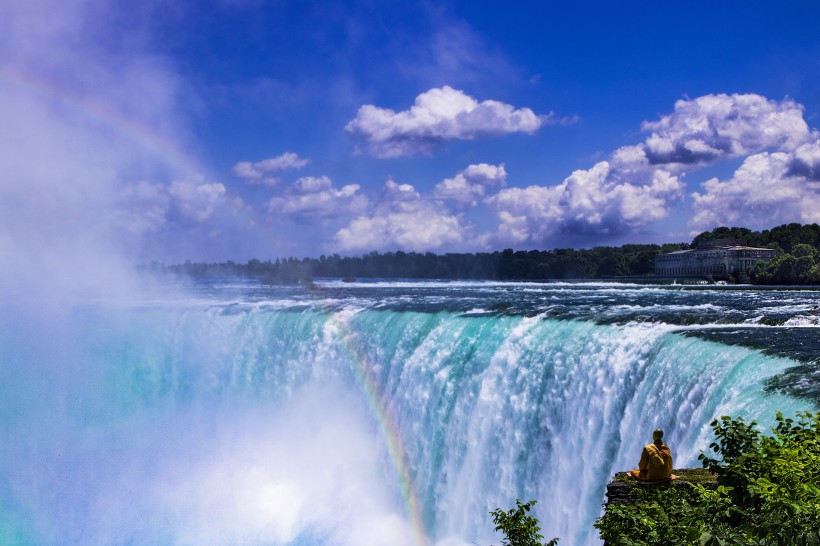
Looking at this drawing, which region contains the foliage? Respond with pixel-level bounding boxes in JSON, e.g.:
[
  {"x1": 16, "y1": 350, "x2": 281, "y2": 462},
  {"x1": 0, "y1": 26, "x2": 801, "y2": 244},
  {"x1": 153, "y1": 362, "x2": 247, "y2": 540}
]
[
  {"x1": 750, "y1": 252, "x2": 820, "y2": 284},
  {"x1": 489, "y1": 500, "x2": 559, "y2": 546},
  {"x1": 693, "y1": 223, "x2": 820, "y2": 254},
  {"x1": 595, "y1": 411, "x2": 820, "y2": 545},
  {"x1": 595, "y1": 484, "x2": 711, "y2": 545}
]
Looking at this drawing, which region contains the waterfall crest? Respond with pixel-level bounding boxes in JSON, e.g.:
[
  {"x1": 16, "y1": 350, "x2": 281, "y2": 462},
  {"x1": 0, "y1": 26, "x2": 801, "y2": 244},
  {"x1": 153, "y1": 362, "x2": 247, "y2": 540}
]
[{"x1": 0, "y1": 283, "x2": 813, "y2": 545}]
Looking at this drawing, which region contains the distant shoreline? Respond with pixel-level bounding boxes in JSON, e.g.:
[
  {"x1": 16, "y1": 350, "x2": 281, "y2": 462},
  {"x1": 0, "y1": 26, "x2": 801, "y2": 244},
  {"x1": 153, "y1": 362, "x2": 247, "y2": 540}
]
[{"x1": 147, "y1": 222, "x2": 820, "y2": 286}]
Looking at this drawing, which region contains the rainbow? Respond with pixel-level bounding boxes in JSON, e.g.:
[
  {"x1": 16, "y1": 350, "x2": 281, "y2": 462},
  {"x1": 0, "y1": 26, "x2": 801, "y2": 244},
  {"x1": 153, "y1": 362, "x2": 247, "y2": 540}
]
[
  {"x1": 0, "y1": 63, "x2": 204, "y2": 178},
  {"x1": 327, "y1": 312, "x2": 430, "y2": 546}
]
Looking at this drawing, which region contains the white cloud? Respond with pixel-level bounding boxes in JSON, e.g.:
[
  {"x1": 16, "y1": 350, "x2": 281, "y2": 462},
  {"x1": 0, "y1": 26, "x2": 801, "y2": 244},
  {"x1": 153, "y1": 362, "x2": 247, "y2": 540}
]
[
  {"x1": 434, "y1": 163, "x2": 507, "y2": 207},
  {"x1": 113, "y1": 179, "x2": 246, "y2": 237},
  {"x1": 335, "y1": 211, "x2": 465, "y2": 252},
  {"x1": 267, "y1": 176, "x2": 368, "y2": 217},
  {"x1": 169, "y1": 180, "x2": 241, "y2": 222},
  {"x1": 641, "y1": 94, "x2": 810, "y2": 165},
  {"x1": 345, "y1": 86, "x2": 547, "y2": 158},
  {"x1": 334, "y1": 180, "x2": 470, "y2": 251},
  {"x1": 232, "y1": 152, "x2": 309, "y2": 185},
  {"x1": 786, "y1": 138, "x2": 820, "y2": 180},
  {"x1": 484, "y1": 185, "x2": 565, "y2": 244},
  {"x1": 378, "y1": 179, "x2": 423, "y2": 211},
  {"x1": 486, "y1": 160, "x2": 683, "y2": 245},
  {"x1": 292, "y1": 175, "x2": 332, "y2": 193},
  {"x1": 690, "y1": 143, "x2": 820, "y2": 231},
  {"x1": 481, "y1": 93, "x2": 820, "y2": 246}
]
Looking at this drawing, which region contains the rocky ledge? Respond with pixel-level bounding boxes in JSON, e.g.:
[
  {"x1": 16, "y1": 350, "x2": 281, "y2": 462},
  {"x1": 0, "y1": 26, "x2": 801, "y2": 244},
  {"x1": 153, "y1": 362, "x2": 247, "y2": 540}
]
[{"x1": 605, "y1": 468, "x2": 718, "y2": 506}]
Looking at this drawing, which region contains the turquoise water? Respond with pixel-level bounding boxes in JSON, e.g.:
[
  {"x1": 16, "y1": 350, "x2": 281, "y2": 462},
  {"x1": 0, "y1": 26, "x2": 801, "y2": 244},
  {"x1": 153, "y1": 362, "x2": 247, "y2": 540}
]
[{"x1": 0, "y1": 279, "x2": 817, "y2": 545}]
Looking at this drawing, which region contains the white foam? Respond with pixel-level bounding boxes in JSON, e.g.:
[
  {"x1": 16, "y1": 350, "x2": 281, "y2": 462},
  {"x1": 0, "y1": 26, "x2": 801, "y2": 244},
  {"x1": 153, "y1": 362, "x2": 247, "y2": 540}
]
[{"x1": 784, "y1": 314, "x2": 820, "y2": 326}]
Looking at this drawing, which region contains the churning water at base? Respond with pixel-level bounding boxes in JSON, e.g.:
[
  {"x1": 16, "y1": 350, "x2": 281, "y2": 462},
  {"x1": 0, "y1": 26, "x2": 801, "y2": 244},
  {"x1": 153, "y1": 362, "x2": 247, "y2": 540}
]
[{"x1": 0, "y1": 279, "x2": 817, "y2": 545}]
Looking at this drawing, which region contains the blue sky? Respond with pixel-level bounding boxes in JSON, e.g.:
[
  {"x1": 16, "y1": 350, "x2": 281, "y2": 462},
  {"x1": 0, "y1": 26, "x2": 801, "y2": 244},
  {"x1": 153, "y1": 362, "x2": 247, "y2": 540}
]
[{"x1": 2, "y1": 0, "x2": 820, "y2": 263}]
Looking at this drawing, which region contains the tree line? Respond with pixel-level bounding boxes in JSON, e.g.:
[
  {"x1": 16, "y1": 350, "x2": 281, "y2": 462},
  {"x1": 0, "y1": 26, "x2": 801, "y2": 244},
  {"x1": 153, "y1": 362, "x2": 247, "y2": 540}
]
[
  {"x1": 161, "y1": 222, "x2": 820, "y2": 285},
  {"x1": 163, "y1": 243, "x2": 687, "y2": 282}
]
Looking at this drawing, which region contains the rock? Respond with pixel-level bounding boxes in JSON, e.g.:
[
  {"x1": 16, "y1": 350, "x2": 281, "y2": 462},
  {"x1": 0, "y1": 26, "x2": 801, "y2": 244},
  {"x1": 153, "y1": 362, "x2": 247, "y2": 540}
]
[{"x1": 604, "y1": 469, "x2": 718, "y2": 506}]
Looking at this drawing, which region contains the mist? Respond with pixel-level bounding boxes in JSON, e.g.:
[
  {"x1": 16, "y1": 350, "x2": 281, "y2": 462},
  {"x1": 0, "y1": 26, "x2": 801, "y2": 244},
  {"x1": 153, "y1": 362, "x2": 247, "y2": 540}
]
[
  {"x1": 0, "y1": 3, "x2": 422, "y2": 529},
  {"x1": 0, "y1": 2, "x2": 372, "y2": 544}
]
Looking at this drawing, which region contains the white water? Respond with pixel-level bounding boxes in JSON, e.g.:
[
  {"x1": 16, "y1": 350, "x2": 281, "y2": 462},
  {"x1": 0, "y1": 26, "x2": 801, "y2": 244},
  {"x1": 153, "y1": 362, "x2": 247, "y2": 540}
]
[{"x1": 0, "y1": 281, "x2": 815, "y2": 545}]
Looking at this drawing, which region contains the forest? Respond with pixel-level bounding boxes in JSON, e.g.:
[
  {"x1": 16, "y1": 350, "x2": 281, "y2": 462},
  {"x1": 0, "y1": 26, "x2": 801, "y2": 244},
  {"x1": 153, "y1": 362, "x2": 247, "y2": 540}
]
[{"x1": 162, "y1": 223, "x2": 820, "y2": 285}]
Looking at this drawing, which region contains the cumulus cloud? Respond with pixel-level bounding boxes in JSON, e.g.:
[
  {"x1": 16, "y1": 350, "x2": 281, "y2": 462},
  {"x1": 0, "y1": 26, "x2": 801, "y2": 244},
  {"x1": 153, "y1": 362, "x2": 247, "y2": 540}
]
[
  {"x1": 378, "y1": 179, "x2": 424, "y2": 211},
  {"x1": 169, "y1": 180, "x2": 244, "y2": 222},
  {"x1": 113, "y1": 179, "x2": 246, "y2": 237},
  {"x1": 485, "y1": 135, "x2": 685, "y2": 245},
  {"x1": 482, "y1": 93, "x2": 820, "y2": 245},
  {"x1": 267, "y1": 176, "x2": 368, "y2": 217},
  {"x1": 642, "y1": 94, "x2": 810, "y2": 165},
  {"x1": 292, "y1": 175, "x2": 332, "y2": 193},
  {"x1": 335, "y1": 180, "x2": 470, "y2": 251},
  {"x1": 335, "y1": 212, "x2": 465, "y2": 252},
  {"x1": 486, "y1": 162, "x2": 683, "y2": 244},
  {"x1": 433, "y1": 163, "x2": 507, "y2": 207},
  {"x1": 786, "y1": 139, "x2": 820, "y2": 180},
  {"x1": 345, "y1": 86, "x2": 548, "y2": 158},
  {"x1": 690, "y1": 141, "x2": 820, "y2": 231},
  {"x1": 232, "y1": 152, "x2": 309, "y2": 185}
]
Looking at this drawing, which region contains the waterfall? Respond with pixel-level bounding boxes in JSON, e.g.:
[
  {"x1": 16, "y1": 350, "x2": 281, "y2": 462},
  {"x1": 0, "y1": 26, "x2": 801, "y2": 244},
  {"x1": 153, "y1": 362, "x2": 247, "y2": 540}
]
[{"x1": 0, "y1": 295, "x2": 810, "y2": 545}]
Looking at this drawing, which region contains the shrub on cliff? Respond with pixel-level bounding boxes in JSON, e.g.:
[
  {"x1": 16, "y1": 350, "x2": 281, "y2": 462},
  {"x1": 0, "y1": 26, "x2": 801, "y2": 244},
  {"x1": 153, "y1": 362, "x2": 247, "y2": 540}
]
[
  {"x1": 490, "y1": 499, "x2": 559, "y2": 546},
  {"x1": 595, "y1": 411, "x2": 820, "y2": 545}
]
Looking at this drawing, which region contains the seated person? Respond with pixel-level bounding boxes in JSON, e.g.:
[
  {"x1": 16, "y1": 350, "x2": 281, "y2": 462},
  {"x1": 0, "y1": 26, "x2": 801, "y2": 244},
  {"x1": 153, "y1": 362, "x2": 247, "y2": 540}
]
[{"x1": 628, "y1": 428, "x2": 677, "y2": 482}]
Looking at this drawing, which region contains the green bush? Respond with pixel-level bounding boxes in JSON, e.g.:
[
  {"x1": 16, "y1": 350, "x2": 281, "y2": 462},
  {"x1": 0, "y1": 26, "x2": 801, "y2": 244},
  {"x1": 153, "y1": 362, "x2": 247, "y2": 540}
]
[
  {"x1": 595, "y1": 411, "x2": 820, "y2": 545},
  {"x1": 490, "y1": 499, "x2": 559, "y2": 546}
]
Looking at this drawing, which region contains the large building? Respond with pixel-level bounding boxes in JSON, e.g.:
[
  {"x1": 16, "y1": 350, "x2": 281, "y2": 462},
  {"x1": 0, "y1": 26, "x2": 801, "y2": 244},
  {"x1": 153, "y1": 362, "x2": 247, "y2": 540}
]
[{"x1": 654, "y1": 239, "x2": 776, "y2": 281}]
